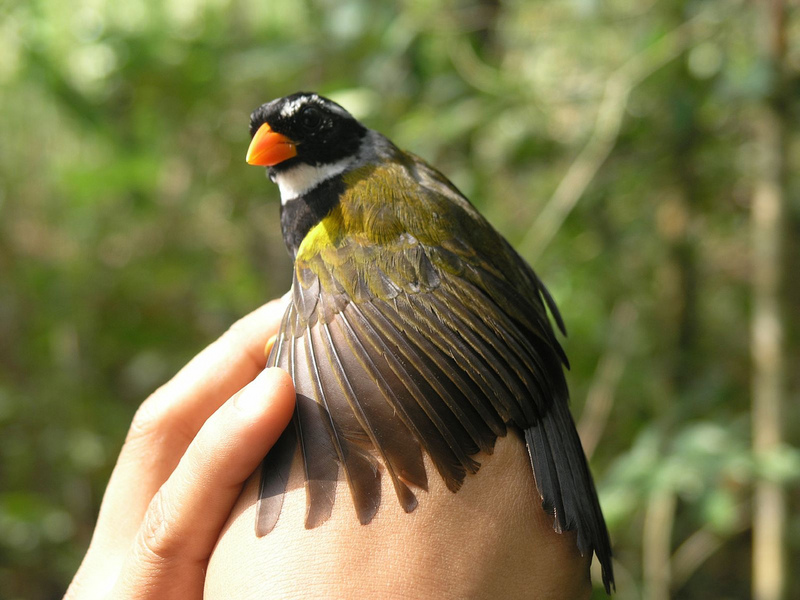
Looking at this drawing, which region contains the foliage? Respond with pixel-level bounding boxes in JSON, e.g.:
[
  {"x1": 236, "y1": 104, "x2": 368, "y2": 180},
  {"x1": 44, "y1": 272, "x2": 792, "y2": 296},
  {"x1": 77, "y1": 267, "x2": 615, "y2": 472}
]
[{"x1": 1, "y1": 0, "x2": 798, "y2": 598}]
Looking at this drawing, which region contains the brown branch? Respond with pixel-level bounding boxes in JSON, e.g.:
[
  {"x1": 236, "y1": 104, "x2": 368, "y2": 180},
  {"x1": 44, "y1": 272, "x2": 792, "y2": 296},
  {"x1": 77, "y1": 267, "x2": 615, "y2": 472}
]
[{"x1": 671, "y1": 506, "x2": 749, "y2": 590}]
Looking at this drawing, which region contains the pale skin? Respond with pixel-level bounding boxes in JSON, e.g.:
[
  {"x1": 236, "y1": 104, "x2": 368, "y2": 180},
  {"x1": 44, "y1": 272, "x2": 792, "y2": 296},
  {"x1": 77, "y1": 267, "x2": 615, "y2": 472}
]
[{"x1": 66, "y1": 298, "x2": 592, "y2": 600}]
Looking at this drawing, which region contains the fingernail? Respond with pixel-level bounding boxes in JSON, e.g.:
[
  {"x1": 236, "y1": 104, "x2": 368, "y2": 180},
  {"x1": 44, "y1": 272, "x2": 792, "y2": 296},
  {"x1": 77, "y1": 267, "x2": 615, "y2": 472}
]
[{"x1": 233, "y1": 371, "x2": 271, "y2": 413}]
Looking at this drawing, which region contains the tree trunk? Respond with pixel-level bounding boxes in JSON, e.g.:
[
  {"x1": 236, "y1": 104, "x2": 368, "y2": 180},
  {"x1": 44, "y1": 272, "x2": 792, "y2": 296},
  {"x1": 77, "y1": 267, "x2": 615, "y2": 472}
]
[{"x1": 751, "y1": 2, "x2": 787, "y2": 600}]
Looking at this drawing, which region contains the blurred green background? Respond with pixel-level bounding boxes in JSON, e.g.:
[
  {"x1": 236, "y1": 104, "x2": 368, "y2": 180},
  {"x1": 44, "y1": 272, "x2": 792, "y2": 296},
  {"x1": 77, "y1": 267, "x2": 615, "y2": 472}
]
[{"x1": 1, "y1": 0, "x2": 798, "y2": 598}]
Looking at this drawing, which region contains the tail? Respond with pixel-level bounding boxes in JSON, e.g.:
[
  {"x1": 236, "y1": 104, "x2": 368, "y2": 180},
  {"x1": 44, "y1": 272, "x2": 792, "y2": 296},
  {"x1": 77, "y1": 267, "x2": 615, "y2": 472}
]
[{"x1": 524, "y1": 399, "x2": 614, "y2": 593}]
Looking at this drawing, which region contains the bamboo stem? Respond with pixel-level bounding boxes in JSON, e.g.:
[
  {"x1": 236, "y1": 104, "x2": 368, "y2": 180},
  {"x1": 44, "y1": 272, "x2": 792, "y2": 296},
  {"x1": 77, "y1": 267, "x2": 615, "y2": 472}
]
[
  {"x1": 642, "y1": 490, "x2": 676, "y2": 600},
  {"x1": 751, "y1": 2, "x2": 786, "y2": 599}
]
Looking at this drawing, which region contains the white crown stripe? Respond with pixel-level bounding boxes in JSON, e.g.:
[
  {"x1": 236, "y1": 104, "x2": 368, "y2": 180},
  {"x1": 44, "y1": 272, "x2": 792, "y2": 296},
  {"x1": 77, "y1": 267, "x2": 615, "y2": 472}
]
[{"x1": 279, "y1": 94, "x2": 350, "y2": 119}]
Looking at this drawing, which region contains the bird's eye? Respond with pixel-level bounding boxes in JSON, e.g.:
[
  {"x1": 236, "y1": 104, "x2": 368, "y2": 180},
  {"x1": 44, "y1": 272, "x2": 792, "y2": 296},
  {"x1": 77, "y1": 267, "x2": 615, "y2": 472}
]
[{"x1": 299, "y1": 107, "x2": 323, "y2": 131}]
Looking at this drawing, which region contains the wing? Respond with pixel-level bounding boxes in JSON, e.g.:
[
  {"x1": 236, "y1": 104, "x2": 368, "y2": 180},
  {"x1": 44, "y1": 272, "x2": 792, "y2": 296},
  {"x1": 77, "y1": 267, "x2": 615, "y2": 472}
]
[{"x1": 257, "y1": 158, "x2": 613, "y2": 592}]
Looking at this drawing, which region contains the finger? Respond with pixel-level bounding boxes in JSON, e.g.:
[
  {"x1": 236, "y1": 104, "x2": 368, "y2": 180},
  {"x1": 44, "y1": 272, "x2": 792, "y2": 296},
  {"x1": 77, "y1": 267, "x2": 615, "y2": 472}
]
[
  {"x1": 84, "y1": 299, "x2": 288, "y2": 567},
  {"x1": 137, "y1": 296, "x2": 290, "y2": 442},
  {"x1": 113, "y1": 368, "x2": 295, "y2": 599}
]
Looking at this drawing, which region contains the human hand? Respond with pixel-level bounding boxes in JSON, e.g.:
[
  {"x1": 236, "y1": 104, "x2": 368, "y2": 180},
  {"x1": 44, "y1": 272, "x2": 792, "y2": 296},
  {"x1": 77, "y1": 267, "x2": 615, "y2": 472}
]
[{"x1": 65, "y1": 299, "x2": 295, "y2": 599}]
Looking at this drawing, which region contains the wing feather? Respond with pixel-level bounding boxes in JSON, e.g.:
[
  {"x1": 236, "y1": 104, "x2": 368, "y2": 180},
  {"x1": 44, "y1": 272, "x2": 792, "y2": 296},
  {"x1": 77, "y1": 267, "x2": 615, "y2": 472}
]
[
  {"x1": 256, "y1": 158, "x2": 613, "y2": 591},
  {"x1": 291, "y1": 327, "x2": 338, "y2": 528},
  {"x1": 388, "y1": 293, "x2": 506, "y2": 438},
  {"x1": 256, "y1": 420, "x2": 297, "y2": 536},
  {"x1": 439, "y1": 276, "x2": 566, "y2": 405},
  {"x1": 336, "y1": 309, "x2": 428, "y2": 491},
  {"x1": 344, "y1": 301, "x2": 471, "y2": 490},
  {"x1": 321, "y1": 319, "x2": 418, "y2": 512},
  {"x1": 429, "y1": 285, "x2": 545, "y2": 420},
  {"x1": 362, "y1": 300, "x2": 492, "y2": 456},
  {"x1": 304, "y1": 323, "x2": 381, "y2": 525},
  {"x1": 423, "y1": 291, "x2": 534, "y2": 421},
  {"x1": 403, "y1": 294, "x2": 519, "y2": 423},
  {"x1": 464, "y1": 264, "x2": 569, "y2": 367}
]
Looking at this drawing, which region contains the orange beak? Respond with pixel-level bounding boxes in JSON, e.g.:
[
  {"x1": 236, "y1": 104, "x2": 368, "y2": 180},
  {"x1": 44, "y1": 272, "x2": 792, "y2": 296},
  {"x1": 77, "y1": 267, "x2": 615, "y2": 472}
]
[{"x1": 246, "y1": 123, "x2": 298, "y2": 166}]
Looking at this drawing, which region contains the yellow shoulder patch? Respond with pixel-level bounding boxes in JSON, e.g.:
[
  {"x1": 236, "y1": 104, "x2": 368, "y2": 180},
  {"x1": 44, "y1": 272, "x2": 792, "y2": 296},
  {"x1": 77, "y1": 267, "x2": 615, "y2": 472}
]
[{"x1": 296, "y1": 209, "x2": 345, "y2": 260}]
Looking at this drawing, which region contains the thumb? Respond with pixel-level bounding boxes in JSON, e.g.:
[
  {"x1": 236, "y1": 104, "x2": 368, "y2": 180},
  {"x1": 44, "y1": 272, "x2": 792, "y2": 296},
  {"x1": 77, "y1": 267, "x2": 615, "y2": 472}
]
[{"x1": 112, "y1": 368, "x2": 295, "y2": 599}]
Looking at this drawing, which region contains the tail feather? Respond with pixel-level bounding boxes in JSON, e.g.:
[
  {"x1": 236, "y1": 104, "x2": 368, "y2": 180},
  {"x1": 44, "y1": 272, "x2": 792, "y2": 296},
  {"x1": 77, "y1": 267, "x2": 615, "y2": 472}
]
[{"x1": 524, "y1": 400, "x2": 614, "y2": 593}]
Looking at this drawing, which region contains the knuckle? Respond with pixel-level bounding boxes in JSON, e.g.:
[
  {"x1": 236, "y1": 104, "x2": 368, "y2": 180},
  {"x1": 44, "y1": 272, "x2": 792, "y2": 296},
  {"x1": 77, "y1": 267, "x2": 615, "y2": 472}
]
[
  {"x1": 138, "y1": 490, "x2": 177, "y2": 561},
  {"x1": 126, "y1": 385, "x2": 176, "y2": 444}
]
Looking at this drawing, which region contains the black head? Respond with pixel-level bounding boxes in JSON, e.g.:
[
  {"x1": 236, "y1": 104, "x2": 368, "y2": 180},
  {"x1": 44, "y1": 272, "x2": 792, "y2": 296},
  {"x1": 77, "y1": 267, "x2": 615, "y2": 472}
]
[{"x1": 248, "y1": 92, "x2": 367, "y2": 172}]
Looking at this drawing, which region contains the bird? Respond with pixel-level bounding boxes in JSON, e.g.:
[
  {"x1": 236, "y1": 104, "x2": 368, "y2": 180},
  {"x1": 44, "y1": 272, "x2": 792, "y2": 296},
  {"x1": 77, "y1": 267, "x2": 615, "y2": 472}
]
[{"x1": 245, "y1": 91, "x2": 614, "y2": 592}]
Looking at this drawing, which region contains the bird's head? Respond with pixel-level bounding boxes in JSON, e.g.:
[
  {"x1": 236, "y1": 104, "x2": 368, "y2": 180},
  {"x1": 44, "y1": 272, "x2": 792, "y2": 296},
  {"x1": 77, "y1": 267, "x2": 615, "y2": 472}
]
[{"x1": 246, "y1": 92, "x2": 369, "y2": 203}]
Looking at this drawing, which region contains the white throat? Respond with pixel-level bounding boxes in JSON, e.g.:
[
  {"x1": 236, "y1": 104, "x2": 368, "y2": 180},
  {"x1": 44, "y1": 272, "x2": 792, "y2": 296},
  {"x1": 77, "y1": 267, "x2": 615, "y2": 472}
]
[{"x1": 273, "y1": 158, "x2": 353, "y2": 205}]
